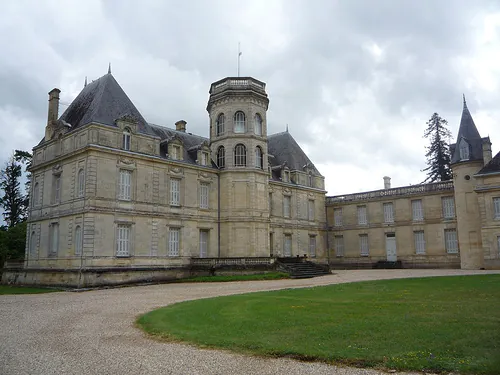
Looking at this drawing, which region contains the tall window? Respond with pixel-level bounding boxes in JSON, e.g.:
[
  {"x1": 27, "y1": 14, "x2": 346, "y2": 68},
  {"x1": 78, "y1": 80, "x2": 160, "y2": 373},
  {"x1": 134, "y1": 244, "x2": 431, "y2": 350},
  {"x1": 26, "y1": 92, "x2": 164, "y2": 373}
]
[
  {"x1": 493, "y1": 197, "x2": 500, "y2": 219},
  {"x1": 53, "y1": 175, "x2": 61, "y2": 204},
  {"x1": 217, "y1": 146, "x2": 225, "y2": 168},
  {"x1": 359, "y1": 234, "x2": 369, "y2": 256},
  {"x1": 199, "y1": 183, "x2": 209, "y2": 209},
  {"x1": 116, "y1": 224, "x2": 131, "y2": 257},
  {"x1": 334, "y1": 208, "x2": 343, "y2": 227},
  {"x1": 234, "y1": 111, "x2": 246, "y2": 133},
  {"x1": 442, "y1": 197, "x2": 455, "y2": 219},
  {"x1": 459, "y1": 138, "x2": 469, "y2": 160},
  {"x1": 497, "y1": 236, "x2": 500, "y2": 257},
  {"x1": 308, "y1": 199, "x2": 315, "y2": 221},
  {"x1": 283, "y1": 195, "x2": 291, "y2": 218},
  {"x1": 77, "y1": 169, "x2": 85, "y2": 197},
  {"x1": 269, "y1": 193, "x2": 273, "y2": 215},
  {"x1": 284, "y1": 234, "x2": 292, "y2": 256},
  {"x1": 255, "y1": 146, "x2": 263, "y2": 169},
  {"x1": 216, "y1": 113, "x2": 225, "y2": 136},
  {"x1": 254, "y1": 113, "x2": 262, "y2": 135},
  {"x1": 49, "y1": 223, "x2": 59, "y2": 256},
  {"x1": 75, "y1": 225, "x2": 83, "y2": 256},
  {"x1": 445, "y1": 229, "x2": 458, "y2": 253},
  {"x1": 168, "y1": 228, "x2": 180, "y2": 256},
  {"x1": 30, "y1": 230, "x2": 36, "y2": 255},
  {"x1": 33, "y1": 182, "x2": 39, "y2": 206},
  {"x1": 234, "y1": 144, "x2": 247, "y2": 166},
  {"x1": 201, "y1": 151, "x2": 209, "y2": 166},
  {"x1": 199, "y1": 230, "x2": 208, "y2": 258},
  {"x1": 412, "y1": 199, "x2": 423, "y2": 221},
  {"x1": 122, "y1": 128, "x2": 131, "y2": 150},
  {"x1": 309, "y1": 235, "x2": 316, "y2": 257},
  {"x1": 414, "y1": 231, "x2": 425, "y2": 254},
  {"x1": 335, "y1": 236, "x2": 344, "y2": 257},
  {"x1": 383, "y1": 202, "x2": 394, "y2": 223},
  {"x1": 308, "y1": 174, "x2": 314, "y2": 188},
  {"x1": 170, "y1": 179, "x2": 180, "y2": 206},
  {"x1": 357, "y1": 205, "x2": 367, "y2": 225},
  {"x1": 118, "y1": 170, "x2": 132, "y2": 200}
]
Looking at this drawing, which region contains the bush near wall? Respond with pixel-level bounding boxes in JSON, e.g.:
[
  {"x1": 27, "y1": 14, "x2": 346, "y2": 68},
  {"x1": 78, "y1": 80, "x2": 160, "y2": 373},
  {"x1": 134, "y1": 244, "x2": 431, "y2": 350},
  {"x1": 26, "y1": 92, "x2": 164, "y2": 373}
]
[{"x1": 0, "y1": 222, "x2": 26, "y2": 271}]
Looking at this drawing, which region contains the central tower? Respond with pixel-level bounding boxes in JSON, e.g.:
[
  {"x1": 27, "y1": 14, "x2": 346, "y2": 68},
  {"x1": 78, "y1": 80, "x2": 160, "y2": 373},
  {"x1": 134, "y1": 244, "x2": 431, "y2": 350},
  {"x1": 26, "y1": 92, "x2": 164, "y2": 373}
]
[{"x1": 207, "y1": 77, "x2": 270, "y2": 257}]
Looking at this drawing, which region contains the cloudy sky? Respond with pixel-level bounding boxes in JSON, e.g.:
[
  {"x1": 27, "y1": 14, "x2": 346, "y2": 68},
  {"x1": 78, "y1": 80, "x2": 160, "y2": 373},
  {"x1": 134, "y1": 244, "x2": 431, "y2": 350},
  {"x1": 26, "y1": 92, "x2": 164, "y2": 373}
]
[{"x1": 1, "y1": 0, "x2": 500, "y2": 196}]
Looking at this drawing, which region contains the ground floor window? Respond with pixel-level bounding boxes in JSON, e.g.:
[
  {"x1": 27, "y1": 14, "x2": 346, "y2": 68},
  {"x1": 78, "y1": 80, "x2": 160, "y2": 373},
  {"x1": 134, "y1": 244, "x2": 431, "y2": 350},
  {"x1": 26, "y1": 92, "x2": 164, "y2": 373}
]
[
  {"x1": 414, "y1": 231, "x2": 425, "y2": 255},
  {"x1": 75, "y1": 225, "x2": 83, "y2": 256},
  {"x1": 445, "y1": 229, "x2": 458, "y2": 254},
  {"x1": 284, "y1": 234, "x2": 292, "y2": 257},
  {"x1": 199, "y1": 230, "x2": 208, "y2": 258},
  {"x1": 334, "y1": 236, "x2": 344, "y2": 257},
  {"x1": 309, "y1": 235, "x2": 316, "y2": 258},
  {"x1": 116, "y1": 224, "x2": 131, "y2": 257},
  {"x1": 359, "y1": 234, "x2": 369, "y2": 256},
  {"x1": 169, "y1": 228, "x2": 180, "y2": 257},
  {"x1": 49, "y1": 223, "x2": 59, "y2": 256}
]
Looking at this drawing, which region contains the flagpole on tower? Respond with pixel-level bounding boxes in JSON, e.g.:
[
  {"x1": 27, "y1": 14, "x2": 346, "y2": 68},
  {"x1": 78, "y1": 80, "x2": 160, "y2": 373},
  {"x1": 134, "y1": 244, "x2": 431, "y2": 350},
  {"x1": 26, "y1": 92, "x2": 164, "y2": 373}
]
[{"x1": 237, "y1": 42, "x2": 242, "y2": 77}]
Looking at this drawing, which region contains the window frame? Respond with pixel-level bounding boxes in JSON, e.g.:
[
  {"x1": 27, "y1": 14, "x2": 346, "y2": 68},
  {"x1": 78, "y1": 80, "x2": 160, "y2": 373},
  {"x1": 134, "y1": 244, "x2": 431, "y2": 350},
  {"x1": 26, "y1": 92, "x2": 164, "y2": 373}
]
[
  {"x1": 254, "y1": 113, "x2": 262, "y2": 136},
  {"x1": 170, "y1": 178, "x2": 181, "y2": 206},
  {"x1": 122, "y1": 127, "x2": 131, "y2": 151},
  {"x1": 255, "y1": 146, "x2": 263, "y2": 169},
  {"x1": 118, "y1": 169, "x2": 132, "y2": 201},
  {"x1": 216, "y1": 146, "x2": 225, "y2": 169},
  {"x1": 411, "y1": 199, "x2": 424, "y2": 221},
  {"x1": 168, "y1": 227, "x2": 180, "y2": 257},
  {"x1": 414, "y1": 230, "x2": 426, "y2": 255},
  {"x1": 116, "y1": 224, "x2": 131, "y2": 257},
  {"x1": 234, "y1": 111, "x2": 246, "y2": 133},
  {"x1": 234, "y1": 144, "x2": 247, "y2": 167},
  {"x1": 216, "y1": 113, "x2": 225, "y2": 136}
]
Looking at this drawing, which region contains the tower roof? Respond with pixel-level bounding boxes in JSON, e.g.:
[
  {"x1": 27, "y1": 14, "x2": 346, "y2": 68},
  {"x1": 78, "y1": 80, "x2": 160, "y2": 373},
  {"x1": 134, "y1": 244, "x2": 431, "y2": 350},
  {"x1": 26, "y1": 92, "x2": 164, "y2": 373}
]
[
  {"x1": 450, "y1": 96, "x2": 483, "y2": 164},
  {"x1": 59, "y1": 73, "x2": 154, "y2": 135}
]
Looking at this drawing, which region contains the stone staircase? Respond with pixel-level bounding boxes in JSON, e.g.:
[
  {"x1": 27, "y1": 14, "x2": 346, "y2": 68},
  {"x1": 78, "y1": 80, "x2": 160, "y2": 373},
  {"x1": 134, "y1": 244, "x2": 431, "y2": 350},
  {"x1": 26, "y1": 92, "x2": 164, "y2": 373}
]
[{"x1": 276, "y1": 258, "x2": 331, "y2": 279}]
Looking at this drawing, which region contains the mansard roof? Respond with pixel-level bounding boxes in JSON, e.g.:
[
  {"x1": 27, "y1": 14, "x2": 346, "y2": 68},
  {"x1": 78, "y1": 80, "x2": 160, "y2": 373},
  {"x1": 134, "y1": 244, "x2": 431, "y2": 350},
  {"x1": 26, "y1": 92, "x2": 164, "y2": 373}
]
[
  {"x1": 451, "y1": 97, "x2": 484, "y2": 164},
  {"x1": 477, "y1": 151, "x2": 500, "y2": 175},
  {"x1": 267, "y1": 131, "x2": 321, "y2": 176},
  {"x1": 59, "y1": 73, "x2": 153, "y2": 135}
]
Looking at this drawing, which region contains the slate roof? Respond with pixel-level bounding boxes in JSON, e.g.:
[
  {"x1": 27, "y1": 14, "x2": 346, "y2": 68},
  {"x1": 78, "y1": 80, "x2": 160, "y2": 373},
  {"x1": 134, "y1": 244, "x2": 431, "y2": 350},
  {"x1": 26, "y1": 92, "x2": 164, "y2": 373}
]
[
  {"x1": 267, "y1": 131, "x2": 321, "y2": 176},
  {"x1": 58, "y1": 73, "x2": 154, "y2": 135},
  {"x1": 477, "y1": 151, "x2": 500, "y2": 175},
  {"x1": 450, "y1": 98, "x2": 484, "y2": 164}
]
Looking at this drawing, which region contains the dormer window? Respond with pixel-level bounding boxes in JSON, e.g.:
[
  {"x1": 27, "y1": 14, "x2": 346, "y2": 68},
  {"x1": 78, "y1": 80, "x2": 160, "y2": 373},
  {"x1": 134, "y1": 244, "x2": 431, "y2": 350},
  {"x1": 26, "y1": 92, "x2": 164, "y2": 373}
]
[
  {"x1": 234, "y1": 111, "x2": 246, "y2": 133},
  {"x1": 122, "y1": 128, "x2": 131, "y2": 151},
  {"x1": 459, "y1": 138, "x2": 469, "y2": 160},
  {"x1": 254, "y1": 114, "x2": 262, "y2": 136},
  {"x1": 216, "y1": 114, "x2": 225, "y2": 136},
  {"x1": 169, "y1": 141, "x2": 183, "y2": 161},
  {"x1": 282, "y1": 168, "x2": 290, "y2": 183},
  {"x1": 201, "y1": 151, "x2": 209, "y2": 166},
  {"x1": 308, "y1": 173, "x2": 314, "y2": 187}
]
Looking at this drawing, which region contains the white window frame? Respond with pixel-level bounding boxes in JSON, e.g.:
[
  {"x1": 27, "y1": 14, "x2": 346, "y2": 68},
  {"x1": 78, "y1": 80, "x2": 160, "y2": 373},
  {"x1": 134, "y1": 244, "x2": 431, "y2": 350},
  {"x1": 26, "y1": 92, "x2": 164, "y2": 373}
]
[
  {"x1": 359, "y1": 234, "x2": 369, "y2": 256},
  {"x1": 216, "y1": 113, "x2": 225, "y2": 136},
  {"x1": 284, "y1": 234, "x2": 292, "y2": 256},
  {"x1": 334, "y1": 208, "x2": 343, "y2": 227},
  {"x1": 234, "y1": 111, "x2": 246, "y2": 133},
  {"x1": 283, "y1": 195, "x2": 291, "y2": 218},
  {"x1": 335, "y1": 235, "x2": 344, "y2": 257},
  {"x1": 309, "y1": 235, "x2": 316, "y2": 258},
  {"x1": 170, "y1": 178, "x2": 180, "y2": 206},
  {"x1": 234, "y1": 144, "x2": 247, "y2": 166},
  {"x1": 383, "y1": 202, "x2": 394, "y2": 223},
  {"x1": 442, "y1": 197, "x2": 455, "y2": 219},
  {"x1": 168, "y1": 227, "x2": 180, "y2": 257},
  {"x1": 199, "y1": 230, "x2": 208, "y2": 258},
  {"x1": 77, "y1": 168, "x2": 85, "y2": 198},
  {"x1": 49, "y1": 223, "x2": 59, "y2": 256},
  {"x1": 75, "y1": 225, "x2": 83, "y2": 256},
  {"x1": 411, "y1": 199, "x2": 423, "y2": 221},
  {"x1": 122, "y1": 128, "x2": 131, "y2": 151},
  {"x1": 254, "y1": 113, "x2": 262, "y2": 136},
  {"x1": 201, "y1": 151, "x2": 209, "y2": 166},
  {"x1": 357, "y1": 205, "x2": 367, "y2": 225},
  {"x1": 445, "y1": 229, "x2": 458, "y2": 254},
  {"x1": 308, "y1": 199, "x2": 315, "y2": 221},
  {"x1": 171, "y1": 145, "x2": 181, "y2": 160},
  {"x1": 116, "y1": 224, "x2": 131, "y2": 257},
  {"x1": 118, "y1": 169, "x2": 132, "y2": 201},
  {"x1": 493, "y1": 197, "x2": 500, "y2": 219},
  {"x1": 414, "y1": 231, "x2": 425, "y2": 255},
  {"x1": 199, "y1": 183, "x2": 209, "y2": 209}
]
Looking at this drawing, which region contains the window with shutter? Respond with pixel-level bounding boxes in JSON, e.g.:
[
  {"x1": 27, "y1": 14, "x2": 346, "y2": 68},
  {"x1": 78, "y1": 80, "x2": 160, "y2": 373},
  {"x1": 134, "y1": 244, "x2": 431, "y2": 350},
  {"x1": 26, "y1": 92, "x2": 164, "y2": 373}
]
[
  {"x1": 357, "y1": 205, "x2": 367, "y2": 225},
  {"x1": 414, "y1": 231, "x2": 425, "y2": 254},
  {"x1": 170, "y1": 179, "x2": 180, "y2": 206},
  {"x1": 168, "y1": 228, "x2": 180, "y2": 256},
  {"x1": 118, "y1": 170, "x2": 132, "y2": 200},
  {"x1": 444, "y1": 229, "x2": 458, "y2": 253},
  {"x1": 116, "y1": 224, "x2": 131, "y2": 257},
  {"x1": 442, "y1": 197, "x2": 455, "y2": 219},
  {"x1": 412, "y1": 200, "x2": 423, "y2": 221},
  {"x1": 359, "y1": 234, "x2": 369, "y2": 256},
  {"x1": 493, "y1": 197, "x2": 500, "y2": 219},
  {"x1": 199, "y1": 230, "x2": 208, "y2": 258},
  {"x1": 334, "y1": 208, "x2": 343, "y2": 227},
  {"x1": 383, "y1": 202, "x2": 394, "y2": 223},
  {"x1": 283, "y1": 234, "x2": 292, "y2": 256},
  {"x1": 283, "y1": 196, "x2": 291, "y2": 218},
  {"x1": 309, "y1": 236, "x2": 316, "y2": 257},
  {"x1": 308, "y1": 200, "x2": 315, "y2": 221},
  {"x1": 335, "y1": 236, "x2": 344, "y2": 257},
  {"x1": 75, "y1": 225, "x2": 83, "y2": 256},
  {"x1": 199, "y1": 183, "x2": 209, "y2": 209}
]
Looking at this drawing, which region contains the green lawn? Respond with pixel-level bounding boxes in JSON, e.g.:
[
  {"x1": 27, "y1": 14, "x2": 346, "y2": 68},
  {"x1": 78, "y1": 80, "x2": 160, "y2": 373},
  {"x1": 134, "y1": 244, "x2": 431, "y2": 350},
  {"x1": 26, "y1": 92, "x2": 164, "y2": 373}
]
[
  {"x1": 0, "y1": 285, "x2": 58, "y2": 295},
  {"x1": 177, "y1": 272, "x2": 289, "y2": 283},
  {"x1": 137, "y1": 275, "x2": 500, "y2": 374}
]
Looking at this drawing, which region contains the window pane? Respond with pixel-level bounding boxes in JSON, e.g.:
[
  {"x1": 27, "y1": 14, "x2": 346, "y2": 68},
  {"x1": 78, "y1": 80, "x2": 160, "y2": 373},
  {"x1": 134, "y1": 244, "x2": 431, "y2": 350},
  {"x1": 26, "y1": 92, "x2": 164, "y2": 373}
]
[
  {"x1": 357, "y1": 206, "x2": 367, "y2": 225},
  {"x1": 412, "y1": 200, "x2": 423, "y2": 221},
  {"x1": 170, "y1": 179, "x2": 180, "y2": 206},
  {"x1": 442, "y1": 197, "x2": 455, "y2": 219},
  {"x1": 414, "y1": 231, "x2": 425, "y2": 254},
  {"x1": 234, "y1": 111, "x2": 246, "y2": 133},
  {"x1": 360, "y1": 234, "x2": 369, "y2": 256},
  {"x1": 200, "y1": 183, "x2": 209, "y2": 209},
  {"x1": 334, "y1": 208, "x2": 342, "y2": 227},
  {"x1": 383, "y1": 203, "x2": 394, "y2": 223},
  {"x1": 309, "y1": 236, "x2": 316, "y2": 257},
  {"x1": 335, "y1": 236, "x2": 344, "y2": 257},
  {"x1": 169, "y1": 228, "x2": 180, "y2": 256}
]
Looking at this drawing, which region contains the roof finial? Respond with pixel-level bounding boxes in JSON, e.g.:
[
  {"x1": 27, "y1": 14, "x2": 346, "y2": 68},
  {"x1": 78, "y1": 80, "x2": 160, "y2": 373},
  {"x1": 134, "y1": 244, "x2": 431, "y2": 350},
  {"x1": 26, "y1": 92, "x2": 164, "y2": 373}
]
[
  {"x1": 463, "y1": 93, "x2": 467, "y2": 109},
  {"x1": 108, "y1": 63, "x2": 111, "y2": 74},
  {"x1": 286, "y1": 124, "x2": 289, "y2": 132},
  {"x1": 84, "y1": 76, "x2": 87, "y2": 88}
]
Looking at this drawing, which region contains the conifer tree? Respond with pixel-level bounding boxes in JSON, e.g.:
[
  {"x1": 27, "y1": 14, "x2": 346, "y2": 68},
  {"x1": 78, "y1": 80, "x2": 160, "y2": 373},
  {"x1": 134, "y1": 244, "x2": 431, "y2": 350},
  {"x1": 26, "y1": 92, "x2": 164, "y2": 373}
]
[
  {"x1": 422, "y1": 113, "x2": 452, "y2": 183},
  {"x1": 0, "y1": 157, "x2": 25, "y2": 227}
]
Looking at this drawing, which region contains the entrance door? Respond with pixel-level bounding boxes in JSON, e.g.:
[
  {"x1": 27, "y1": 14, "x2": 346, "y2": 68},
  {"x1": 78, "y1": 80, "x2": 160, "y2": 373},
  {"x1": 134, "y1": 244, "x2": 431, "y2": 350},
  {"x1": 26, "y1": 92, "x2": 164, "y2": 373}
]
[{"x1": 385, "y1": 233, "x2": 397, "y2": 261}]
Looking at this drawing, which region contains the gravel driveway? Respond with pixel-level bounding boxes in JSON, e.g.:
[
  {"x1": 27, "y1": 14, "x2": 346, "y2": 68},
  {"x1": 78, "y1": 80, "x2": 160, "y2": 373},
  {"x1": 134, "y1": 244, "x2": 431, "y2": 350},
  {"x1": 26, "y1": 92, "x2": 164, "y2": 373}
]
[{"x1": 1, "y1": 269, "x2": 498, "y2": 375}]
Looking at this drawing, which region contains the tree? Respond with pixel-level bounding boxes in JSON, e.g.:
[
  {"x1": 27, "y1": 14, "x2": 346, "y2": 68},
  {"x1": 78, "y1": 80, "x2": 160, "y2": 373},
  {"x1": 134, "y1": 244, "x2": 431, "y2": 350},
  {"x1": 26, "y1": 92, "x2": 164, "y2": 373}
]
[
  {"x1": 0, "y1": 157, "x2": 25, "y2": 227},
  {"x1": 422, "y1": 113, "x2": 452, "y2": 183},
  {"x1": 14, "y1": 150, "x2": 32, "y2": 211}
]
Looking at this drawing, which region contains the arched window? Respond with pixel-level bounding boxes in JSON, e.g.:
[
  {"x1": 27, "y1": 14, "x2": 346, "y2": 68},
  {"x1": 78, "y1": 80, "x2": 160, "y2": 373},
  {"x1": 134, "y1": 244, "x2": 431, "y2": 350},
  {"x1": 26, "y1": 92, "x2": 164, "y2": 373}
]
[
  {"x1": 30, "y1": 231, "x2": 36, "y2": 255},
  {"x1": 74, "y1": 225, "x2": 82, "y2": 256},
  {"x1": 459, "y1": 139, "x2": 469, "y2": 160},
  {"x1": 77, "y1": 169, "x2": 85, "y2": 197},
  {"x1": 234, "y1": 111, "x2": 246, "y2": 133},
  {"x1": 33, "y1": 182, "x2": 39, "y2": 206},
  {"x1": 216, "y1": 114, "x2": 225, "y2": 136},
  {"x1": 254, "y1": 114, "x2": 263, "y2": 136},
  {"x1": 255, "y1": 146, "x2": 263, "y2": 169},
  {"x1": 217, "y1": 146, "x2": 225, "y2": 169},
  {"x1": 123, "y1": 128, "x2": 131, "y2": 150},
  {"x1": 234, "y1": 144, "x2": 247, "y2": 166}
]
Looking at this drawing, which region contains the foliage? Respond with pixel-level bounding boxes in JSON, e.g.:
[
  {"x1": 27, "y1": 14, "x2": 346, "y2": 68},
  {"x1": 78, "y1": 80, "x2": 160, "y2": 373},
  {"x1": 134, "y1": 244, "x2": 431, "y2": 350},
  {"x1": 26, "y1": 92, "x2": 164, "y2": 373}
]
[
  {"x1": 138, "y1": 275, "x2": 500, "y2": 374},
  {"x1": 0, "y1": 157, "x2": 26, "y2": 227},
  {"x1": 422, "y1": 113, "x2": 453, "y2": 183},
  {"x1": 0, "y1": 221, "x2": 27, "y2": 269},
  {"x1": 177, "y1": 272, "x2": 289, "y2": 283},
  {"x1": 0, "y1": 285, "x2": 58, "y2": 295},
  {"x1": 14, "y1": 149, "x2": 33, "y2": 210}
]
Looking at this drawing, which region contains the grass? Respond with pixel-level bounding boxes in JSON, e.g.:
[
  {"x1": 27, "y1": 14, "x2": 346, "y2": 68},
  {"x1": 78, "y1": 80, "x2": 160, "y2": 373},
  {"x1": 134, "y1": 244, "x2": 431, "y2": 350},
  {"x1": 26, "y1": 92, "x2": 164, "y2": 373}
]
[
  {"x1": 0, "y1": 285, "x2": 59, "y2": 295},
  {"x1": 137, "y1": 275, "x2": 500, "y2": 374},
  {"x1": 177, "y1": 272, "x2": 289, "y2": 283}
]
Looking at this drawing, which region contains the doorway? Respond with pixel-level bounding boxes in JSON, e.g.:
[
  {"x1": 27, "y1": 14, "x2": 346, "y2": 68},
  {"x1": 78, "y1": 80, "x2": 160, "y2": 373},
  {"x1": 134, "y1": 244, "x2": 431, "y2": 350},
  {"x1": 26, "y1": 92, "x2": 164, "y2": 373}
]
[{"x1": 385, "y1": 233, "x2": 397, "y2": 262}]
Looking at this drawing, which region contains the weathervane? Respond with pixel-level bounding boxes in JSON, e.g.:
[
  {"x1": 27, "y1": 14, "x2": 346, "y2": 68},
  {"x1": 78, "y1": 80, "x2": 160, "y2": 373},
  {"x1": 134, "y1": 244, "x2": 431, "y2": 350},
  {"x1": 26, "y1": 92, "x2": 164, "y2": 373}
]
[{"x1": 237, "y1": 42, "x2": 242, "y2": 77}]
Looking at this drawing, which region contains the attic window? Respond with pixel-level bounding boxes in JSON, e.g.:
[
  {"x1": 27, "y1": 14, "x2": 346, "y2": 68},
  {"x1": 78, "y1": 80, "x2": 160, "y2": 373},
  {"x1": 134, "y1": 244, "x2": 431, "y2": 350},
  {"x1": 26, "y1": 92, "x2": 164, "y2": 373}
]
[
  {"x1": 201, "y1": 151, "x2": 209, "y2": 166},
  {"x1": 459, "y1": 139, "x2": 469, "y2": 161},
  {"x1": 170, "y1": 144, "x2": 182, "y2": 160},
  {"x1": 282, "y1": 169, "x2": 290, "y2": 183},
  {"x1": 123, "y1": 128, "x2": 131, "y2": 151},
  {"x1": 308, "y1": 173, "x2": 314, "y2": 187}
]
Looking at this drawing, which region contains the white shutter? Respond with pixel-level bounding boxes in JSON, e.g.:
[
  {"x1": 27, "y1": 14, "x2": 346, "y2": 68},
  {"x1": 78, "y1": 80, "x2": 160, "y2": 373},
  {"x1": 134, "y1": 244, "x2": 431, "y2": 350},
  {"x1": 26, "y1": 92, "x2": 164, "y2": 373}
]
[
  {"x1": 309, "y1": 236, "x2": 316, "y2": 257},
  {"x1": 335, "y1": 236, "x2": 344, "y2": 257},
  {"x1": 383, "y1": 203, "x2": 394, "y2": 223},
  {"x1": 169, "y1": 228, "x2": 180, "y2": 256},
  {"x1": 357, "y1": 206, "x2": 367, "y2": 225},
  {"x1": 360, "y1": 234, "x2": 369, "y2": 256},
  {"x1": 200, "y1": 183, "x2": 209, "y2": 209},
  {"x1": 334, "y1": 208, "x2": 342, "y2": 227},
  {"x1": 170, "y1": 179, "x2": 180, "y2": 206},
  {"x1": 445, "y1": 229, "x2": 458, "y2": 253},
  {"x1": 119, "y1": 170, "x2": 131, "y2": 200},
  {"x1": 412, "y1": 200, "x2": 423, "y2": 221},
  {"x1": 116, "y1": 224, "x2": 130, "y2": 257},
  {"x1": 493, "y1": 198, "x2": 500, "y2": 219},
  {"x1": 308, "y1": 200, "x2": 315, "y2": 221},
  {"x1": 199, "y1": 230, "x2": 208, "y2": 258},
  {"x1": 414, "y1": 231, "x2": 425, "y2": 254},
  {"x1": 442, "y1": 197, "x2": 455, "y2": 219},
  {"x1": 284, "y1": 234, "x2": 292, "y2": 256}
]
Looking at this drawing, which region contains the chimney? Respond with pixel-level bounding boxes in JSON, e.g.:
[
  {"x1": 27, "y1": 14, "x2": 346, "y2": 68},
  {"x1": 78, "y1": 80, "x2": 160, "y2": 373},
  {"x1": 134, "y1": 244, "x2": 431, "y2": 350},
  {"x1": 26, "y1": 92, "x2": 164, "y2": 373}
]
[
  {"x1": 45, "y1": 88, "x2": 61, "y2": 141},
  {"x1": 383, "y1": 176, "x2": 391, "y2": 189},
  {"x1": 175, "y1": 120, "x2": 187, "y2": 132},
  {"x1": 482, "y1": 139, "x2": 492, "y2": 166}
]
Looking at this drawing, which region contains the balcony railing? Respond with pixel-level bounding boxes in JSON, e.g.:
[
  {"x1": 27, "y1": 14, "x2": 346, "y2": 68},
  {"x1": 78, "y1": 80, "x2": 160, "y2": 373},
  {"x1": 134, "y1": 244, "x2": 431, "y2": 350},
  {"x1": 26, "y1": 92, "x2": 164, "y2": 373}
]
[
  {"x1": 191, "y1": 257, "x2": 274, "y2": 267},
  {"x1": 210, "y1": 77, "x2": 266, "y2": 94},
  {"x1": 326, "y1": 180, "x2": 454, "y2": 204}
]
